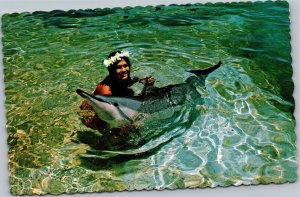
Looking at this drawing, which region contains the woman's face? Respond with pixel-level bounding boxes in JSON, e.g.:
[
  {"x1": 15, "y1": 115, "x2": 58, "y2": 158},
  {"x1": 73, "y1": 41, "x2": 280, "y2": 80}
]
[{"x1": 115, "y1": 59, "x2": 130, "y2": 80}]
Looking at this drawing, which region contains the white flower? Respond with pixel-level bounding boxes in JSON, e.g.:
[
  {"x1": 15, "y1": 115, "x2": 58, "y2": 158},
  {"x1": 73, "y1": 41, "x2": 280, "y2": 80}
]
[{"x1": 103, "y1": 51, "x2": 130, "y2": 67}]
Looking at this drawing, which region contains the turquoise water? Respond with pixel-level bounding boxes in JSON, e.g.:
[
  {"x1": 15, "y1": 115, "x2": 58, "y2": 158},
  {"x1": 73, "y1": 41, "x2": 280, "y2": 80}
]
[{"x1": 2, "y1": 1, "x2": 297, "y2": 195}]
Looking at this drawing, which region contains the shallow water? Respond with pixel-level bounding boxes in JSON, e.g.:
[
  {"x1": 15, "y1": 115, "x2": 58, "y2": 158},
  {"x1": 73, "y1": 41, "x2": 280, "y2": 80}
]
[{"x1": 2, "y1": 1, "x2": 296, "y2": 195}]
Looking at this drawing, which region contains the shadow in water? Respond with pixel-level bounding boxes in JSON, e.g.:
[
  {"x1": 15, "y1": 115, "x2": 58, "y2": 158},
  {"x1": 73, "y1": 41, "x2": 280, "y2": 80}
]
[
  {"x1": 75, "y1": 130, "x2": 106, "y2": 150},
  {"x1": 75, "y1": 103, "x2": 200, "y2": 170},
  {"x1": 78, "y1": 130, "x2": 184, "y2": 171}
]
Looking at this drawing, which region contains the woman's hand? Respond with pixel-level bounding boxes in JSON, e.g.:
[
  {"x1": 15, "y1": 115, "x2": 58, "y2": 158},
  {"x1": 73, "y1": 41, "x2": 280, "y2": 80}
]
[{"x1": 144, "y1": 75, "x2": 155, "y2": 85}]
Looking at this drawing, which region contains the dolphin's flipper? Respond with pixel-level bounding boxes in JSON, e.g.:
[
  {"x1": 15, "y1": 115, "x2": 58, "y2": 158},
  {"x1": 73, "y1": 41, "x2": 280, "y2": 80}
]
[{"x1": 186, "y1": 61, "x2": 222, "y2": 76}]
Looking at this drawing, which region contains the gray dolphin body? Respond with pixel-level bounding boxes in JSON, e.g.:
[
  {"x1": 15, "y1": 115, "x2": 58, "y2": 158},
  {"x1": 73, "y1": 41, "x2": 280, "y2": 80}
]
[{"x1": 76, "y1": 61, "x2": 222, "y2": 130}]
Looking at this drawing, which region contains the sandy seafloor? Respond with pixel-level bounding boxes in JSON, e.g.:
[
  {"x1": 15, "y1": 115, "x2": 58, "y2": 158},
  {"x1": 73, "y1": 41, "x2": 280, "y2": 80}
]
[{"x1": 0, "y1": 0, "x2": 300, "y2": 197}]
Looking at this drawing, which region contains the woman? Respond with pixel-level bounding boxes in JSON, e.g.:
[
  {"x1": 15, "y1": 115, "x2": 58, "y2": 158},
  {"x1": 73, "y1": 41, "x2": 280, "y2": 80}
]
[
  {"x1": 80, "y1": 51, "x2": 154, "y2": 145},
  {"x1": 94, "y1": 50, "x2": 153, "y2": 96}
]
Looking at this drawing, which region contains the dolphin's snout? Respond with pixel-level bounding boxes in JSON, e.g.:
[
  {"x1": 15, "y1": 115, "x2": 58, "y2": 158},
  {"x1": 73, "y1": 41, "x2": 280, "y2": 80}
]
[
  {"x1": 76, "y1": 89, "x2": 90, "y2": 99},
  {"x1": 76, "y1": 88, "x2": 108, "y2": 104},
  {"x1": 76, "y1": 89, "x2": 84, "y2": 95}
]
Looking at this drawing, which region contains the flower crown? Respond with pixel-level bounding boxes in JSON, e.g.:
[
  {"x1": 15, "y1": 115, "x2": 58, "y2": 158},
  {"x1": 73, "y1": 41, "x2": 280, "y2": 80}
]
[{"x1": 103, "y1": 51, "x2": 130, "y2": 67}]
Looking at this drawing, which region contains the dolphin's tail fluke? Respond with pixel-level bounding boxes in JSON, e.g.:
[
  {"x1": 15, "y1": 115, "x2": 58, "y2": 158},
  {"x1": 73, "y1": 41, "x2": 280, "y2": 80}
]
[{"x1": 186, "y1": 61, "x2": 222, "y2": 76}]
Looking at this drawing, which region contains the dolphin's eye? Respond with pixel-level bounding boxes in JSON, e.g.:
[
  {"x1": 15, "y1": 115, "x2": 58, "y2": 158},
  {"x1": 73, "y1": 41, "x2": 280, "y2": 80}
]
[{"x1": 113, "y1": 103, "x2": 119, "y2": 107}]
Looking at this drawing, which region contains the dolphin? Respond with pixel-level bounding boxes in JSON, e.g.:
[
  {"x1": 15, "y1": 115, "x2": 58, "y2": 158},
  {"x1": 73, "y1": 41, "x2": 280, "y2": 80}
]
[{"x1": 76, "y1": 61, "x2": 222, "y2": 130}]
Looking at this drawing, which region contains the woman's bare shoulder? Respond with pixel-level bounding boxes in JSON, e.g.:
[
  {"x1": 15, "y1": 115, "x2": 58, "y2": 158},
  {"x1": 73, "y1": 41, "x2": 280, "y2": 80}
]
[{"x1": 94, "y1": 82, "x2": 112, "y2": 95}]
